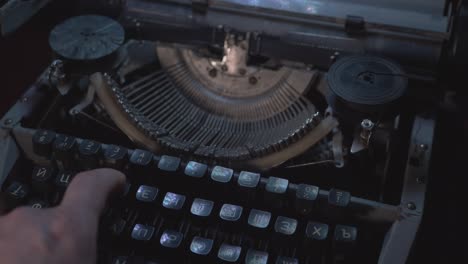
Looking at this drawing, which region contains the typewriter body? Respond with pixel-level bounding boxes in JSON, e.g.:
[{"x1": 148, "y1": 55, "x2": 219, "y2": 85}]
[{"x1": 0, "y1": 0, "x2": 466, "y2": 263}]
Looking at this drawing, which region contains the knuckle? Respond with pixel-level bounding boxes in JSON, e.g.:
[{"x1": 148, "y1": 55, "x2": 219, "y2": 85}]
[
  {"x1": 49, "y1": 209, "x2": 80, "y2": 250},
  {"x1": 9, "y1": 208, "x2": 55, "y2": 255},
  {"x1": 50, "y1": 210, "x2": 69, "y2": 239},
  {"x1": 29, "y1": 229, "x2": 55, "y2": 256}
]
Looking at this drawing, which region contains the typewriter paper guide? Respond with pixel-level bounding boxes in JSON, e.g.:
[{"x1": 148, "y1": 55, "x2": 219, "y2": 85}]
[{"x1": 207, "y1": 0, "x2": 449, "y2": 34}]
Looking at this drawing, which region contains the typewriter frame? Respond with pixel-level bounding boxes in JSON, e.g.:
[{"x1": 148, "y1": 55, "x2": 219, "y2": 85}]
[{"x1": 0, "y1": 67, "x2": 435, "y2": 263}]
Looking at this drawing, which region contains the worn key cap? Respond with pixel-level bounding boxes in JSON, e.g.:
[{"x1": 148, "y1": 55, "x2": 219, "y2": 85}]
[
  {"x1": 159, "y1": 229, "x2": 184, "y2": 262},
  {"x1": 248, "y1": 209, "x2": 272, "y2": 229},
  {"x1": 306, "y1": 221, "x2": 329, "y2": 241},
  {"x1": 131, "y1": 224, "x2": 155, "y2": 241},
  {"x1": 162, "y1": 192, "x2": 187, "y2": 223},
  {"x1": 304, "y1": 221, "x2": 329, "y2": 261},
  {"x1": 237, "y1": 171, "x2": 260, "y2": 203},
  {"x1": 78, "y1": 139, "x2": 102, "y2": 169},
  {"x1": 220, "y1": 204, "x2": 243, "y2": 222},
  {"x1": 333, "y1": 225, "x2": 358, "y2": 263},
  {"x1": 273, "y1": 216, "x2": 299, "y2": 248},
  {"x1": 329, "y1": 189, "x2": 351, "y2": 207},
  {"x1": 217, "y1": 243, "x2": 242, "y2": 263},
  {"x1": 158, "y1": 155, "x2": 181, "y2": 172},
  {"x1": 53, "y1": 135, "x2": 76, "y2": 168},
  {"x1": 190, "y1": 236, "x2": 214, "y2": 256},
  {"x1": 111, "y1": 256, "x2": 129, "y2": 264},
  {"x1": 295, "y1": 184, "x2": 319, "y2": 215},
  {"x1": 31, "y1": 166, "x2": 56, "y2": 193},
  {"x1": 327, "y1": 189, "x2": 351, "y2": 220},
  {"x1": 264, "y1": 177, "x2": 289, "y2": 210},
  {"x1": 103, "y1": 145, "x2": 128, "y2": 170},
  {"x1": 157, "y1": 155, "x2": 181, "y2": 187},
  {"x1": 190, "y1": 198, "x2": 214, "y2": 226},
  {"x1": 28, "y1": 198, "x2": 50, "y2": 209},
  {"x1": 129, "y1": 149, "x2": 154, "y2": 181},
  {"x1": 4, "y1": 182, "x2": 29, "y2": 208},
  {"x1": 211, "y1": 166, "x2": 233, "y2": 183},
  {"x1": 109, "y1": 217, "x2": 127, "y2": 237},
  {"x1": 276, "y1": 256, "x2": 299, "y2": 264},
  {"x1": 245, "y1": 249, "x2": 269, "y2": 264},
  {"x1": 162, "y1": 192, "x2": 186, "y2": 210},
  {"x1": 159, "y1": 229, "x2": 183, "y2": 249},
  {"x1": 247, "y1": 209, "x2": 272, "y2": 239},
  {"x1": 136, "y1": 185, "x2": 159, "y2": 203},
  {"x1": 219, "y1": 203, "x2": 244, "y2": 231},
  {"x1": 184, "y1": 161, "x2": 208, "y2": 178},
  {"x1": 28, "y1": 199, "x2": 49, "y2": 209},
  {"x1": 32, "y1": 130, "x2": 56, "y2": 157},
  {"x1": 54, "y1": 171, "x2": 74, "y2": 192},
  {"x1": 184, "y1": 161, "x2": 208, "y2": 194},
  {"x1": 189, "y1": 236, "x2": 214, "y2": 263},
  {"x1": 210, "y1": 166, "x2": 234, "y2": 200}
]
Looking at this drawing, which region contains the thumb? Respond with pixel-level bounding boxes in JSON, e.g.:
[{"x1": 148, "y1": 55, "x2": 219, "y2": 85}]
[{"x1": 60, "y1": 168, "x2": 126, "y2": 220}]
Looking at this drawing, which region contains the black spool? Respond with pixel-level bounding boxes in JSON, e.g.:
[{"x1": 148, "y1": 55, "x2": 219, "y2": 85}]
[
  {"x1": 326, "y1": 55, "x2": 408, "y2": 124},
  {"x1": 49, "y1": 15, "x2": 125, "y2": 74}
]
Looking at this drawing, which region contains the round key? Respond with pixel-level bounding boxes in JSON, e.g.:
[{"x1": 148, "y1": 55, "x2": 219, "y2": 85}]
[
  {"x1": 31, "y1": 166, "x2": 56, "y2": 193},
  {"x1": 218, "y1": 243, "x2": 242, "y2": 263},
  {"x1": 28, "y1": 199, "x2": 49, "y2": 209},
  {"x1": 53, "y1": 135, "x2": 77, "y2": 161},
  {"x1": 32, "y1": 130, "x2": 56, "y2": 157},
  {"x1": 103, "y1": 145, "x2": 128, "y2": 169},
  {"x1": 78, "y1": 139, "x2": 102, "y2": 169},
  {"x1": 295, "y1": 184, "x2": 319, "y2": 215},
  {"x1": 129, "y1": 149, "x2": 154, "y2": 177},
  {"x1": 131, "y1": 224, "x2": 155, "y2": 241},
  {"x1": 245, "y1": 249, "x2": 268, "y2": 264},
  {"x1": 5, "y1": 182, "x2": 29, "y2": 208}
]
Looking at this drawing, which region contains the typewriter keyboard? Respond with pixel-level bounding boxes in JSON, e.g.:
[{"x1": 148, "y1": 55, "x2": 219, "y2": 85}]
[{"x1": 1, "y1": 130, "x2": 397, "y2": 264}]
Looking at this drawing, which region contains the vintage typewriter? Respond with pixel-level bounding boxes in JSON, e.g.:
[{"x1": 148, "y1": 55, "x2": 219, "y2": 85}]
[{"x1": 0, "y1": 0, "x2": 467, "y2": 263}]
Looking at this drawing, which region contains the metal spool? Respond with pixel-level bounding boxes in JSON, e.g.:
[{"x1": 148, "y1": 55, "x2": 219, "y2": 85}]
[
  {"x1": 49, "y1": 15, "x2": 125, "y2": 73},
  {"x1": 327, "y1": 55, "x2": 408, "y2": 123}
]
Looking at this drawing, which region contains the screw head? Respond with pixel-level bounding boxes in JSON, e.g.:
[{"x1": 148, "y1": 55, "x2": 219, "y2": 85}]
[
  {"x1": 238, "y1": 68, "x2": 247, "y2": 76},
  {"x1": 221, "y1": 65, "x2": 228, "y2": 72},
  {"x1": 21, "y1": 97, "x2": 28, "y2": 102},
  {"x1": 249, "y1": 76, "x2": 258, "y2": 85},
  {"x1": 208, "y1": 68, "x2": 217, "y2": 78},
  {"x1": 361, "y1": 119, "x2": 374, "y2": 130},
  {"x1": 51, "y1": 59, "x2": 64, "y2": 68},
  {"x1": 418, "y1": 144, "x2": 428, "y2": 151},
  {"x1": 407, "y1": 202, "x2": 416, "y2": 210}
]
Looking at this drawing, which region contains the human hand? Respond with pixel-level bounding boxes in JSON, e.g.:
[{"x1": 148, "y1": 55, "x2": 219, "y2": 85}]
[{"x1": 0, "y1": 168, "x2": 125, "y2": 264}]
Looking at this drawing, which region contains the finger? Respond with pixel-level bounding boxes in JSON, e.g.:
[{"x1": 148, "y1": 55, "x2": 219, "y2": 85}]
[{"x1": 60, "y1": 168, "x2": 125, "y2": 220}]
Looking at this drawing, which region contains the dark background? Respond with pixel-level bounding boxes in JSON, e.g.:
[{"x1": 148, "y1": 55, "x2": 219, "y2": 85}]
[
  {"x1": 0, "y1": 1, "x2": 71, "y2": 115},
  {"x1": 0, "y1": 0, "x2": 111, "y2": 115}
]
